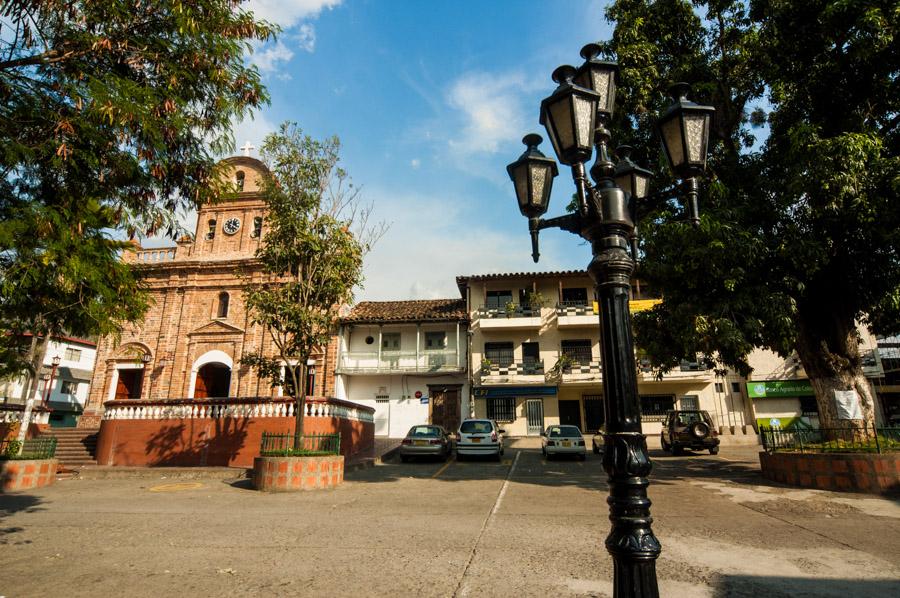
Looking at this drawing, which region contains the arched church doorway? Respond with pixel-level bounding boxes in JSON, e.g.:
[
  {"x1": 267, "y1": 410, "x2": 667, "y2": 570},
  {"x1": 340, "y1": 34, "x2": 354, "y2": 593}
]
[
  {"x1": 114, "y1": 369, "x2": 144, "y2": 400},
  {"x1": 194, "y1": 363, "x2": 231, "y2": 398}
]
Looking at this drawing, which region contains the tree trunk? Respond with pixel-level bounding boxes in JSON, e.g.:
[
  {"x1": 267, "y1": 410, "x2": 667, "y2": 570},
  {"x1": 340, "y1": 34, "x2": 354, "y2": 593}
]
[
  {"x1": 16, "y1": 334, "x2": 50, "y2": 446},
  {"x1": 795, "y1": 317, "x2": 876, "y2": 441},
  {"x1": 293, "y1": 361, "x2": 308, "y2": 449}
]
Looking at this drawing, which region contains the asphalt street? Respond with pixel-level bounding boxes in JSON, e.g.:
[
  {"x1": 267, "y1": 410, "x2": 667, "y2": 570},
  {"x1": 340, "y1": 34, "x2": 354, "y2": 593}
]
[{"x1": 1, "y1": 443, "x2": 899, "y2": 597}]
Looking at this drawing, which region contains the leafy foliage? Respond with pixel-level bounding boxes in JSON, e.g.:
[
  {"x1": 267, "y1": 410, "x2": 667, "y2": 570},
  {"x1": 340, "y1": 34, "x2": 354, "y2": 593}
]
[
  {"x1": 600, "y1": 1, "x2": 899, "y2": 425},
  {"x1": 0, "y1": 1, "x2": 273, "y2": 391},
  {"x1": 241, "y1": 123, "x2": 379, "y2": 436}
]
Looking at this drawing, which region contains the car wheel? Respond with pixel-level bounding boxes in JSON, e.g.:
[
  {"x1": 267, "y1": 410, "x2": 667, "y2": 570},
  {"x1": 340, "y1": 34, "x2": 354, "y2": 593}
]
[
  {"x1": 495, "y1": 451, "x2": 502, "y2": 462},
  {"x1": 661, "y1": 437, "x2": 670, "y2": 452},
  {"x1": 578, "y1": 453, "x2": 586, "y2": 461},
  {"x1": 592, "y1": 442, "x2": 600, "y2": 455},
  {"x1": 400, "y1": 455, "x2": 409, "y2": 463},
  {"x1": 672, "y1": 444, "x2": 684, "y2": 456},
  {"x1": 542, "y1": 447, "x2": 546, "y2": 457},
  {"x1": 709, "y1": 446, "x2": 720, "y2": 455}
]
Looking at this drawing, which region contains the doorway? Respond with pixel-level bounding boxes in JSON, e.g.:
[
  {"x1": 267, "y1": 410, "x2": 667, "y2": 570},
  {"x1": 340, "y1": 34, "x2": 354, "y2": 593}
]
[
  {"x1": 525, "y1": 399, "x2": 544, "y2": 435},
  {"x1": 583, "y1": 394, "x2": 605, "y2": 432},
  {"x1": 195, "y1": 363, "x2": 231, "y2": 398},
  {"x1": 429, "y1": 385, "x2": 461, "y2": 433},
  {"x1": 115, "y1": 369, "x2": 144, "y2": 400},
  {"x1": 558, "y1": 400, "x2": 582, "y2": 428}
]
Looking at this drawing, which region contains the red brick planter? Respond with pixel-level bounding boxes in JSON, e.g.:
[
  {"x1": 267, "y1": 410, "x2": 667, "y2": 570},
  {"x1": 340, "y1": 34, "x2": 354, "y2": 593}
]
[
  {"x1": 252, "y1": 455, "x2": 344, "y2": 492},
  {"x1": 1, "y1": 459, "x2": 58, "y2": 493},
  {"x1": 759, "y1": 451, "x2": 900, "y2": 495}
]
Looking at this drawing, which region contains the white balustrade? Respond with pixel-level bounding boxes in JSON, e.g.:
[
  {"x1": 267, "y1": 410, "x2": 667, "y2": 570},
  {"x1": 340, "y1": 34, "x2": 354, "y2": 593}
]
[{"x1": 101, "y1": 398, "x2": 375, "y2": 423}]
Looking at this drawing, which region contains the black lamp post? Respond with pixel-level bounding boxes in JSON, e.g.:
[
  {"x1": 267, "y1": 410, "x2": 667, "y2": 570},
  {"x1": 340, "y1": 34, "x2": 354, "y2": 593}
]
[{"x1": 507, "y1": 46, "x2": 714, "y2": 598}]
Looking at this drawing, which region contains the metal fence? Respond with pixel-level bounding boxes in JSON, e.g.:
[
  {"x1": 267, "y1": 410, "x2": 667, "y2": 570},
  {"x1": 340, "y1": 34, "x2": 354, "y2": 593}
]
[
  {"x1": 1, "y1": 436, "x2": 58, "y2": 460},
  {"x1": 259, "y1": 432, "x2": 341, "y2": 457},
  {"x1": 760, "y1": 423, "x2": 900, "y2": 454}
]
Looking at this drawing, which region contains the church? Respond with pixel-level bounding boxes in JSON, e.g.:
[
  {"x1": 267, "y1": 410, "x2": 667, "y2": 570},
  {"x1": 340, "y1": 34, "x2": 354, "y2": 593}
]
[{"x1": 74, "y1": 153, "x2": 365, "y2": 467}]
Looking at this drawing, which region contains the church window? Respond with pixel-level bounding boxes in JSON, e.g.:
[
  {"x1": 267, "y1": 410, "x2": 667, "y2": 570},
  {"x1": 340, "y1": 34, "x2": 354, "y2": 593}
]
[
  {"x1": 235, "y1": 171, "x2": 245, "y2": 192},
  {"x1": 251, "y1": 216, "x2": 263, "y2": 238},
  {"x1": 217, "y1": 292, "x2": 229, "y2": 318},
  {"x1": 206, "y1": 219, "x2": 216, "y2": 240}
]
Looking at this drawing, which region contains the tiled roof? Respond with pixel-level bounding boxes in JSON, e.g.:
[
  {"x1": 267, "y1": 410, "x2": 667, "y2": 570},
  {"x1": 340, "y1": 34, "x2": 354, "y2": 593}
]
[{"x1": 342, "y1": 299, "x2": 468, "y2": 323}]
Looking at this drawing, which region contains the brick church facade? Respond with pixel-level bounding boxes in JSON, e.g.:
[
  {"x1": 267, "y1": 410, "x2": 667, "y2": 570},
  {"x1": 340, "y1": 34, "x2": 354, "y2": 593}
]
[{"x1": 79, "y1": 156, "x2": 337, "y2": 428}]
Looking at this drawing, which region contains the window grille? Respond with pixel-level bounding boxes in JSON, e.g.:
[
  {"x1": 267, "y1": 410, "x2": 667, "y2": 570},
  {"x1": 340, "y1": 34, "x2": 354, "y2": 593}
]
[
  {"x1": 640, "y1": 394, "x2": 675, "y2": 421},
  {"x1": 561, "y1": 339, "x2": 593, "y2": 364},
  {"x1": 486, "y1": 397, "x2": 516, "y2": 422}
]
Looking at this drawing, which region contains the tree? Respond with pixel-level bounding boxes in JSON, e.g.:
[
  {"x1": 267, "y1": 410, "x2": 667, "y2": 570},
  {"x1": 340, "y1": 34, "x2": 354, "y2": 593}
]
[
  {"x1": 241, "y1": 123, "x2": 383, "y2": 445},
  {"x1": 0, "y1": 1, "x2": 274, "y2": 407},
  {"x1": 600, "y1": 0, "x2": 900, "y2": 431}
]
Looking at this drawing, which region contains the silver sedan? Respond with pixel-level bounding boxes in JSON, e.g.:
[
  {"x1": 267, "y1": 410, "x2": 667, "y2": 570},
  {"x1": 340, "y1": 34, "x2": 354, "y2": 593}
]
[
  {"x1": 399, "y1": 425, "x2": 453, "y2": 462},
  {"x1": 541, "y1": 425, "x2": 587, "y2": 460}
]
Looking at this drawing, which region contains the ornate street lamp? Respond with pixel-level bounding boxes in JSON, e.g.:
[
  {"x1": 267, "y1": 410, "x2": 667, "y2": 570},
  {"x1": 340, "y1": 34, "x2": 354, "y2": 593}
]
[
  {"x1": 657, "y1": 82, "x2": 715, "y2": 225},
  {"x1": 141, "y1": 352, "x2": 152, "y2": 367},
  {"x1": 507, "y1": 46, "x2": 714, "y2": 598},
  {"x1": 506, "y1": 133, "x2": 558, "y2": 262},
  {"x1": 43, "y1": 355, "x2": 61, "y2": 407}
]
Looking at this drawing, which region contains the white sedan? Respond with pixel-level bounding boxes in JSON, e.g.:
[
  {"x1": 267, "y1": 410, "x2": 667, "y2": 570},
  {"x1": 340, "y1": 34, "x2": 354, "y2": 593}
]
[{"x1": 541, "y1": 425, "x2": 586, "y2": 460}]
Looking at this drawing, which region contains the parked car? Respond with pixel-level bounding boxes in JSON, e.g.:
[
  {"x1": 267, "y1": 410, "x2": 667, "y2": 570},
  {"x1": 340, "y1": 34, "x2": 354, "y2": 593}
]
[
  {"x1": 457, "y1": 419, "x2": 505, "y2": 461},
  {"x1": 541, "y1": 425, "x2": 586, "y2": 460},
  {"x1": 399, "y1": 425, "x2": 453, "y2": 462},
  {"x1": 661, "y1": 410, "x2": 720, "y2": 455},
  {"x1": 591, "y1": 432, "x2": 604, "y2": 455}
]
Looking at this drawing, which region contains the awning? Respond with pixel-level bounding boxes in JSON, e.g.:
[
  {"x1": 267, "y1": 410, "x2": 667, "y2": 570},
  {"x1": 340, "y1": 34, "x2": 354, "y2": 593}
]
[
  {"x1": 473, "y1": 386, "x2": 557, "y2": 398},
  {"x1": 38, "y1": 366, "x2": 93, "y2": 380}
]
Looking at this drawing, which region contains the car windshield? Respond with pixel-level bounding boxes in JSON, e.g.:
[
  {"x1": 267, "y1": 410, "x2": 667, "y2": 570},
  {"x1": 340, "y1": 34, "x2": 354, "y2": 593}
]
[
  {"x1": 408, "y1": 426, "x2": 441, "y2": 437},
  {"x1": 676, "y1": 412, "x2": 710, "y2": 425},
  {"x1": 548, "y1": 426, "x2": 581, "y2": 438},
  {"x1": 460, "y1": 421, "x2": 493, "y2": 434}
]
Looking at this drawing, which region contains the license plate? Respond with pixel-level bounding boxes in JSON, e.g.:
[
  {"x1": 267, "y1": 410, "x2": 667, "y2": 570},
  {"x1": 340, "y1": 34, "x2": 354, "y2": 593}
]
[
  {"x1": 414, "y1": 440, "x2": 427, "y2": 446},
  {"x1": 562, "y1": 441, "x2": 571, "y2": 447},
  {"x1": 471, "y1": 438, "x2": 481, "y2": 443}
]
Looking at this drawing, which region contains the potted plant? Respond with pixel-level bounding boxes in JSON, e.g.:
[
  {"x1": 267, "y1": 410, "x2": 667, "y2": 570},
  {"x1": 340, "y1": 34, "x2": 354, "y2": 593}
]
[
  {"x1": 545, "y1": 354, "x2": 576, "y2": 382},
  {"x1": 504, "y1": 300, "x2": 518, "y2": 318},
  {"x1": 481, "y1": 357, "x2": 493, "y2": 372},
  {"x1": 526, "y1": 290, "x2": 545, "y2": 314}
]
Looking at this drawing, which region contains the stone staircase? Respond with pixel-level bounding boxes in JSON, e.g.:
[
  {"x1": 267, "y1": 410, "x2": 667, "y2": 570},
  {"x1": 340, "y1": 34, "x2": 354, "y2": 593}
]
[{"x1": 46, "y1": 428, "x2": 100, "y2": 467}]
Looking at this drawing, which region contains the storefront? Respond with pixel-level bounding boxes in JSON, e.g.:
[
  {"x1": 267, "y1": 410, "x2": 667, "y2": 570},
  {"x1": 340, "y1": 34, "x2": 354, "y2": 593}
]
[
  {"x1": 747, "y1": 380, "x2": 818, "y2": 429},
  {"x1": 473, "y1": 386, "x2": 558, "y2": 436}
]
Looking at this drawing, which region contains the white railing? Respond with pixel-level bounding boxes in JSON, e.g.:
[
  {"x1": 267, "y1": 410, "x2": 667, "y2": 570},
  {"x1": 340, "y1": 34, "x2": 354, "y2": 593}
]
[
  {"x1": 102, "y1": 397, "x2": 374, "y2": 424},
  {"x1": 0, "y1": 406, "x2": 50, "y2": 425},
  {"x1": 134, "y1": 248, "x2": 177, "y2": 263},
  {"x1": 337, "y1": 349, "x2": 461, "y2": 373}
]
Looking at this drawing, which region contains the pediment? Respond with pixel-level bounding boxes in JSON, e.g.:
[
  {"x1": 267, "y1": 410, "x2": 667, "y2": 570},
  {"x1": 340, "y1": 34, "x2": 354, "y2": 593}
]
[{"x1": 188, "y1": 319, "x2": 245, "y2": 336}]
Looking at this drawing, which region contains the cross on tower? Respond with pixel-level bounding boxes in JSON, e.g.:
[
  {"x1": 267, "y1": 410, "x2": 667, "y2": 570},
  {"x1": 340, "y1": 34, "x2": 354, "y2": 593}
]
[{"x1": 239, "y1": 141, "x2": 256, "y2": 156}]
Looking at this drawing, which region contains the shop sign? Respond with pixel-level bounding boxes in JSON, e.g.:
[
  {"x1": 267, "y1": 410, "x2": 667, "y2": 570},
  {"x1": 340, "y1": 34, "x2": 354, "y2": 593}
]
[{"x1": 747, "y1": 380, "x2": 814, "y2": 398}]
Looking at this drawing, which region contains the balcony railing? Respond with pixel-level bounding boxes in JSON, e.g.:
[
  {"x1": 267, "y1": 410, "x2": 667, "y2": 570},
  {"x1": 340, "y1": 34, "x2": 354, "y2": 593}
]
[
  {"x1": 482, "y1": 360, "x2": 545, "y2": 377},
  {"x1": 556, "y1": 301, "x2": 592, "y2": 316},
  {"x1": 0, "y1": 404, "x2": 50, "y2": 425},
  {"x1": 337, "y1": 349, "x2": 461, "y2": 374},
  {"x1": 101, "y1": 396, "x2": 375, "y2": 423},
  {"x1": 477, "y1": 304, "x2": 540, "y2": 319}
]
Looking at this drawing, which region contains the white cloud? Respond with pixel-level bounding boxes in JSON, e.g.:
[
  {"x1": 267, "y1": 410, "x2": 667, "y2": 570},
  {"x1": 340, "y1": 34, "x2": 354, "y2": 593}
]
[
  {"x1": 410, "y1": 158, "x2": 420, "y2": 169},
  {"x1": 244, "y1": 0, "x2": 341, "y2": 29},
  {"x1": 250, "y1": 40, "x2": 294, "y2": 73},
  {"x1": 446, "y1": 71, "x2": 536, "y2": 154},
  {"x1": 296, "y1": 23, "x2": 316, "y2": 53},
  {"x1": 230, "y1": 111, "x2": 278, "y2": 157},
  {"x1": 355, "y1": 188, "x2": 570, "y2": 301}
]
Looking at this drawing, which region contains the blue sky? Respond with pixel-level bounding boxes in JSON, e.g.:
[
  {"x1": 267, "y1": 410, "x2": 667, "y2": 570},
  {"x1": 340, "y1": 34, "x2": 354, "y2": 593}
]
[{"x1": 227, "y1": 0, "x2": 614, "y2": 301}]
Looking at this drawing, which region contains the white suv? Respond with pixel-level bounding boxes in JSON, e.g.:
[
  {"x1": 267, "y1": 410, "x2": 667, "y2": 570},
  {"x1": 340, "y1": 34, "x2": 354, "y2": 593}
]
[{"x1": 457, "y1": 419, "x2": 505, "y2": 461}]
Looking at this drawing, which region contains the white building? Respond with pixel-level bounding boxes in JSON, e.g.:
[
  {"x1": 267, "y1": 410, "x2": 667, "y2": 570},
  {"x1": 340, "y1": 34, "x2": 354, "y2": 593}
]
[
  {"x1": 0, "y1": 335, "x2": 97, "y2": 427},
  {"x1": 334, "y1": 300, "x2": 469, "y2": 437}
]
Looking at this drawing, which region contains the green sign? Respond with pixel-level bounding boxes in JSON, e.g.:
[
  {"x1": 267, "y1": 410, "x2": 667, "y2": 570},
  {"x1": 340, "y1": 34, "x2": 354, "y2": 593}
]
[{"x1": 747, "y1": 380, "x2": 814, "y2": 398}]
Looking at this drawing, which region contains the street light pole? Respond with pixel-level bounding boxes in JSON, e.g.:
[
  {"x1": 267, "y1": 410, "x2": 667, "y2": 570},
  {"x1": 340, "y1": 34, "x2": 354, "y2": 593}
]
[
  {"x1": 43, "y1": 355, "x2": 61, "y2": 407},
  {"x1": 506, "y1": 43, "x2": 714, "y2": 598}
]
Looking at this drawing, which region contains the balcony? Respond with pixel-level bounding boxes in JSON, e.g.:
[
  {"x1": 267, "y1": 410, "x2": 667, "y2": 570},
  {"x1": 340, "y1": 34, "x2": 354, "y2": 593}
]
[
  {"x1": 547, "y1": 354, "x2": 603, "y2": 384},
  {"x1": 480, "y1": 360, "x2": 545, "y2": 383},
  {"x1": 336, "y1": 349, "x2": 462, "y2": 375},
  {"x1": 555, "y1": 301, "x2": 597, "y2": 328},
  {"x1": 476, "y1": 305, "x2": 542, "y2": 330}
]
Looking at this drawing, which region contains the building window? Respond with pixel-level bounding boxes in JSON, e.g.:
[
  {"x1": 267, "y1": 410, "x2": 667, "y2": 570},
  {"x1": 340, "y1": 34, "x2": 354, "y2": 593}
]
[
  {"x1": 486, "y1": 397, "x2": 516, "y2": 422},
  {"x1": 216, "y1": 292, "x2": 229, "y2": 318},
  {"x1": 561, "y1": 287, "x2": 588, "y2": 305},
  {"x1": 382, "y1": 333, "x2": 401, "y2": 351},
  {"x1": 63, "y1": 347, "x2": 82, "y2": 362},
  {"x1": 799, "y1": 396, "x2": 819, "y2": 418},
  {"x1": 640, "y1": 394, "x2": 675, "y2": 422},
  {"x1": 731, "y1": 382, "x2": 741, "y2": 393},
  {"x1": 522, "y1": 342, "x2": 540, "y2": 365},
  {"x1": 61, "y1": 380, "x2": 78, "y2": 395},
  {"x1": 680, "y1": 395, "x2": 700, "y2": 410},
  {"x1": 250, "y1": 216, "x2": 263, "y2": 238},
  {"x1": 485, "y1": 290, "x2": 513, "y2": 310},
  {"x1": 561, "y1": 339, "x2": 593, "y2": 365},
  {"x1": 484, "y1": 342, "x2": 514, "y2": 367},
  {"x1": 715, "y1": 382, "x2": 725, "y2": 393},
  {"x1": 235, "y1": 170, "x2": 245, "y2": 191},
  {"x1": 425, "y1": 331, "x2": 446, "y2": 350},
  {"x1": 206, "y1": 219, "x2": 216, "y2": 240},
  {"x1": 306, "y1": 366, "x2": 316, "y2": 397}
]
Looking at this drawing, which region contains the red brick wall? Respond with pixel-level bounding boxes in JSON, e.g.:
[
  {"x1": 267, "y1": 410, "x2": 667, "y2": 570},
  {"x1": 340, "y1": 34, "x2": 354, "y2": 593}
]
[
  {"x1": 95, "y1": 415, "x2": 373, "y2": 468},
  {"x1": 252, "y1": 455, "x2": 344, "y2": 491},
  {"x1": 760, "y1": 451, "x2": 900, "y2": 495},
  {"x1": 1, "y1": 459, "x2": 58, "y2": 492}
]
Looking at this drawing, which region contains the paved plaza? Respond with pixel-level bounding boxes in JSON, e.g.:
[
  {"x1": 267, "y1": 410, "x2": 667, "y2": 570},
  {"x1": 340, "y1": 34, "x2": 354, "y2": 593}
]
[{"x1": 2, "y1": 443, "x2": 899, "y2": 597}]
